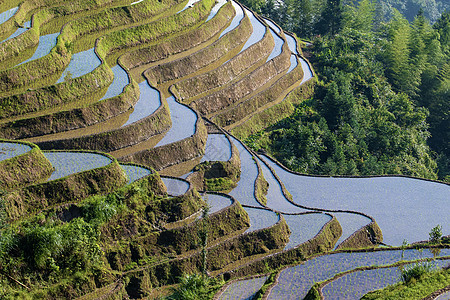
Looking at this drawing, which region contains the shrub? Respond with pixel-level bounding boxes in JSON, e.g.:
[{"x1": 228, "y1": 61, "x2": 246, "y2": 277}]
[
  {"x1": 401, "y1": 262, "x2": 435, "y2": 283},
  {"x1": 165, "y1": 274, "x2": 210, "y2": 300}
]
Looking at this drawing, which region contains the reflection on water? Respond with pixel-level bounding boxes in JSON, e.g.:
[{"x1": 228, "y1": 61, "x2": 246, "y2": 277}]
[
  {"x1": 56, "y1": 48, "x2": 101, "y2": 83},
  {"x1": 299, "y1": 56, "x2": 313, "y2": 83},
  {"x1": 201, "y1": 134, "x2": 232, "y2": 162},
  {"x1": 283, "y1": 213, "x2": 331, "y2": 249},
  {"x1": 155, "y1": 96, "x2": 197, "y2": 147},
  {"x1": 204, "y1": 193, "x2": 232, "y2": 214},
  {"x1": 264, "y1": 18, "x2": 280, "y2": 33},
  {"x1": 0, "y1": 142, "x2": 31, "y2": 161},
  {"x1": 122, "y1": 81, "x2": 161, "y2": 127},
  {"x1": 266, "y1": 27, "x2": 283, "y2": 61},
  {"x1": 100, "y1": 64, "x2": 129, "y2": 100},
  {"x1": 218, "y1": 276, "x2": 268, "y2": 300},
  {"x1": 244, "y1": 206, "x2": 278, "y2": 232},
  {"x1": 270, "y1": 248, "x2": 450, "y2": 300},
  {"x1": 322, "y1": 260, "x2": 450, "y2": 300},
  {"x1": 261, "y1": 155, "x2": 450, "y2": 246},
  {"x1": 43, "y1": 151, "x2": 111, "y2": 181},
  {"x1": 287, "y1": 54, "x2": 298, "y2": 73},
  {"x1": 17, "y1": 33, "x2": 59, "y2": 66},
  {"x1": 256, "y1": 156, "x2": 307, "y2": 213},
  {"x1": 206, "y1": 0, "x2": 227, "y2": 22},
  {"x1": 219, "y1": 1, "x2": 244, "y2": 38},
  {"x1": 285, "y1": 34, "x2": 298, "y2": 54},
  {"x1": 162, "y1": 177, "x2": 190, "y2": 196},
  {"x1": 239, "y1": 7, "x2": 266, "y2": 53},
  {"x1": 228, "y1": 136, "x2": 263, "y2": 207},
  {"x1": 0, "y1": 6, "x2": 18, "y2": 25},
  {"x1": 0, "y1": 20, "x2": 31, "y2": 44},
  {"x1": 120, "y1": 164, "x2": 151, "y2": 184}
]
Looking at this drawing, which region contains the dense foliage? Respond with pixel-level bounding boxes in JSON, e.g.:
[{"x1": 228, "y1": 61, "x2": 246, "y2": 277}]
[
  {"x1": 244, "y1": 1, "x2": 449, "y2": 181},
  {"x1": 0, "y1": 182, "x2": 161, "y2": 298}
]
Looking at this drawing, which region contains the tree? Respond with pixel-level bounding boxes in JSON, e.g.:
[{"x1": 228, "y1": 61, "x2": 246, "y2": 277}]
[
  {"x1": 316, "y1": 0, "x2": 343, "y2": 35},
  {"x1": 344, "y1": 0, "x2": 375, "y2": 32},
  {"x1": 429, "y1": 224, "x2": 443, "y2": 243},
  {"x1": 433, "y1": 10, "x2": 450, "y2": 51}
]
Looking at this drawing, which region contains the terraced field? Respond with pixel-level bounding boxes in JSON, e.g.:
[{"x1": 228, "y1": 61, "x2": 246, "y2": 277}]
[{"x1": 0, "y1": 0, "x2": 449, "y2": 298}]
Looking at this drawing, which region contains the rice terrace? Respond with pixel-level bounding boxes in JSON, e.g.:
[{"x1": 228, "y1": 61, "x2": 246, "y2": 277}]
[{"x1": 0, "y1": 0, "x2": 449, "y2": 298}]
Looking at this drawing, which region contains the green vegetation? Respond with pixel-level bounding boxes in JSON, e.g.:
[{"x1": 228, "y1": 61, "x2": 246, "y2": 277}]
[
  {"x1": 165, "y1": 273, "x2": 225, "y2": 299},
  {"x1": 430, "y1": 225, "x2": 443, "y2": 243},
  {"x1": 401, "y1": 262, "x2": 435, "y2": 283},
  {"x1": 362, "y1": 265, "x2": 450, "y2": 299},
  {"x1": 244, "y1": 2, "x2": 449, "y2": 180},
  {"x1": 205, "y1": 177, "x2": 236, "y2": 191}
]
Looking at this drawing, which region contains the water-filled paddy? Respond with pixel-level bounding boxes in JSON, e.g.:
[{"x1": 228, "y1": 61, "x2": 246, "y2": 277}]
[
  {"x1": 285, "y1": 34, "x2": 297, "y2": 54},
  {"x1": 218, "y1": 276, "x2": 268, "y2": 300},
  {"x1": 122, "y1": 81, "x2": 161, "y2": 127},
  {"x1": 244, "y1": 206, "x2": 279, "y2": 232},
  {"x1": 266, "y1": 27, "x2": 283, "y2": 61},
  {"x1": 204, "y1": 193, "x2": 233, "y2": 214},
  {"x1": 120, "y1": 164, "x2": 151, "y2": 184},
  {"x1": 0, "y1": 20, "x2": 31, "y2": 44},
  {"x1": 287, "y1": 54, "x2": 298, "y2": 73},
  {"x1": 100, "y1": 65, "x2": 129, "y2": 100},
  {"x1": 322, "y1": 259, "x2": 450, "y2": 299},
  {"x1": 178, "y1": 0, "x2": 202, "y2": 13},
  {"x1": 268, "y1": 248, "x2": 450, "y2": 300},
  {"x1": 261, "y1": 155, "x2": 450, "y2": 246},
  {"x1": 219, "y1": 1, "x2": 244, "y2": 38},
  {"x1": 333, "y1": 212, "x2": 371, "y2": 249},
  {"x1": 239, "y1": 7, "x2": 266, "y2": 53},
  {"x1": 283, "y1": 213, "x2": 331, "y2": 250},
  {"x1": 201, "y1": 134, "x2": 232, "y2": 162},
  {"x1": 43, "y1": 151, "x2": 112, "y2": 181},
  {"x1": 0, "y1": 6, "x2": 18, "y2": 25},
  {"x1": 206, "y1": 0, "x2": 227, "y2": 22},
  {"x1": 284, "y1": 34, "x2": 313, "y2": 82},
  {"x1": 161, "y1": 177, "x2": 190, "y2": 196},
  {"x1": 264, "y1": 18, "x2": 280, "y2": 33},
  {"x1": 256, "y1": 157, "x2": 308, "y2": 213},
  {"x1": 17, "y1": 33, "x2": 59, "y2": 66},
  {"x1": 435, "y1": 290, "x2": 450, "y2": 300},
  {"x1": 0, "y1": 142, "x2": 31, "y2": 161},
  {"x1": 56, "y1": 48, "x2": 101, "y2": 83},
  {"x1": 228, "y1": 137, "x2": 263, "y2": 207},
  {"x1": 299, "y1": 56, "x2": 313, "y2": 83},
  {"x1": 155, "y1": 96, "x2": 197, "y2": 147}
]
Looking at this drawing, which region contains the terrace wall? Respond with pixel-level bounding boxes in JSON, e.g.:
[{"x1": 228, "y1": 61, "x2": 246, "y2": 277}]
[
  {"x1": 144, "y1": 3, "x2": 247, "y2": 85},
  {"x1": 0, "y1": 139, "x2": 53, "y2": 191},
  {"x1": 231, "y1": 77, "x2": 316, "y2": 138},
  {"x1": 336, "y1": 221, "x2": 383, "y2": 250},
  {"x1": 0, "y1": 76, "x2": 139, "y2": 140},
  {"x1": 213, "y1": 57, "x2": 304, "y2": 128},
  {"x1": 4, "y1": 152, "x2": 127, "y2": 220},
  {"x1": 122, "y1": 214, "x2": 290, "y2": 291},
  {"x1": 157, "y1": 198, "x2": 250, "y2": 254},
  {"x1": 221, "y1": 216, "x2": 342, "y2": 280},
  {"x1": 119, "y1": 1, "x2": 234, "y2": 71},
  {"x1": 188, "y1": 42, "x2": 291, "y2": 116},
  {"x1": 172, "y1": 21, "x2": 274, "y2": 102},
  {"x1": 34, "y1": 91, "x2": 171, "y2": 152},
  {"x1": 120, "y1": 104, "x2": 208, "y2": 171},
  {"x1": 187, "y1": 134, "x2": 241, "y2": 191}
]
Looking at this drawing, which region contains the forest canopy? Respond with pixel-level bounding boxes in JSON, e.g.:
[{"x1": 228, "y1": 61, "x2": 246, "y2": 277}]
[{"x1": 243, "y1": 0, "x2": 449, "y2": 181}]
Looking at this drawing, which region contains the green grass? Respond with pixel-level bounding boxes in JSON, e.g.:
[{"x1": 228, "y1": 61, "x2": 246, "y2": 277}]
[{"x1": 362, "y1": 267, "x2": 450, "y2": 300}]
